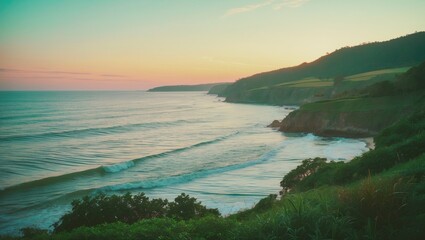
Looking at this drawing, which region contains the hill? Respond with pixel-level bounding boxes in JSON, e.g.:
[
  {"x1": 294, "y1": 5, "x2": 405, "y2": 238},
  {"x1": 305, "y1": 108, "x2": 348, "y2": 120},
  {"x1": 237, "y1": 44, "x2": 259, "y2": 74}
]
[
  {"x1": 148, "y1": 83, "x2": 231, "y2": 92},
  {"x1": 278, "y1": 61, "x2": 425, "y2": 137},
  {"x1": 224, "y1": 32, "x2": 425, "y2": 105}
]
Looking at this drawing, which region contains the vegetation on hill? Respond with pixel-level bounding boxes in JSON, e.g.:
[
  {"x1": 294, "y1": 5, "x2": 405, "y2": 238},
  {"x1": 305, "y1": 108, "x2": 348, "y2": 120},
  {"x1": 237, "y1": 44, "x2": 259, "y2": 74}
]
[
  {"x1": 279, "y1": 61, "x2": 425, "y2": 137},
  {"x1": 147, "y1": 83, "x2": 230, "y2": 92},
  {"x1": 224, "y1": 32, "x2": 425, "y2": 105},
  {"x1": 4, "y1": 109, "x2": 425, "y2": 240}
]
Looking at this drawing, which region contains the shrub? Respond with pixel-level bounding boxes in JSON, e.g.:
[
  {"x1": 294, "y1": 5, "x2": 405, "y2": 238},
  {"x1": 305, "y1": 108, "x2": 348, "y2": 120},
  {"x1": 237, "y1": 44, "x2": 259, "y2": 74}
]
[
  {"x1": 167, "y1": 193, "x2": 220, "y2": 220},
  {"x1": 253, "y1": 194, "x2": 277, "y2": 212},
  {"x1": 189, "y1": 216, "x2": 238, "y2": 240},
  {"x1": 54, "y1": 192, "x2": 219, "y2": 232},
  {"x1": 280, "y1": 157, "x2": 327, "y2": 193}
]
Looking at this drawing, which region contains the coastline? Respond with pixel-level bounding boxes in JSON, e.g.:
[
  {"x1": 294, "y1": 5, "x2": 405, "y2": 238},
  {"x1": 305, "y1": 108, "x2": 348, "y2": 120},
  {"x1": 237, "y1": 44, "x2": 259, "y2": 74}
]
[
  {"x1": 362, "y1": 137, "x2": 375, "y2": 150},
  {"x1": 0, "y1": 93, "x2": 375, "y2": 236}
]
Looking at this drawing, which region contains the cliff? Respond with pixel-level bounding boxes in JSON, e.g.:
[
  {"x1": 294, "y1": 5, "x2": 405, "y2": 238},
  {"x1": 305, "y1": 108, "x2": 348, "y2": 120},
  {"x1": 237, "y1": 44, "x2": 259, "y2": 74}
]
[
  {"x1": 280, "y1": 109, "x2": 395, "y2": 138},
  {"x1": 279, "y1": 93, "x2": 425, "y2": 137}
]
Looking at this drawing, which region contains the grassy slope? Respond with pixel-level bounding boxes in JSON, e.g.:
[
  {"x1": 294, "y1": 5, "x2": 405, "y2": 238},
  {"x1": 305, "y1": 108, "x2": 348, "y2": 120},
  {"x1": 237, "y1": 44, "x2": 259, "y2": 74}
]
[
  {"x1": 240, "y1": 66, "x2": 411, "y2": 105},
  {"x1": 7, "y1": 111, "x2": 425, "y2": 240},
  {"x1": 247, "y1": 67, "x2": 408, "y2": 91},
  {"x1": 299, "y1": 92, "x2": 423, "y2": 112},
  {"x1": 224, "y1": 32, "x2": 425, "y2": 104},
  {"x1": 346, "y1": 67, "x2": 410, "y2": 81}
]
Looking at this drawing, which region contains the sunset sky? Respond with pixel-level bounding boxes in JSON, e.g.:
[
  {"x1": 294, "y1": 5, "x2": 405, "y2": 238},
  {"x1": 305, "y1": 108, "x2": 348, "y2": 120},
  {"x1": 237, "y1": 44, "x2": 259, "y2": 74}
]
[{"x1": 1, "y1": 0, "x2": 425, "y2": 90}]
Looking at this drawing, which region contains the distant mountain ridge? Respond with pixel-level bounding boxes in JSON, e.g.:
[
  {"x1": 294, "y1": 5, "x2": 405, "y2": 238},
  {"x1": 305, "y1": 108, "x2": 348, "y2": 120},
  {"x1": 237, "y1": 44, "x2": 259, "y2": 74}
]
[
  {"x1": 148, "y1": 82, "x2": 231, "y2": 92},
  {"x1": 224, "y1": 32, "x2": 425, "y2": 104}
]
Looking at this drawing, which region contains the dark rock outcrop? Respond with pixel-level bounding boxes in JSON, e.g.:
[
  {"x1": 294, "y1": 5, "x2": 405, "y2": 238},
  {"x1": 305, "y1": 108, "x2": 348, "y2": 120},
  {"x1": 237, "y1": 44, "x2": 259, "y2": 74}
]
[
  {"x1": 267, "y1": 120, "x2": 281, "y2": 128},
  {"x1": 279, "y1": 110, "x2": 385, "y2": 138}
]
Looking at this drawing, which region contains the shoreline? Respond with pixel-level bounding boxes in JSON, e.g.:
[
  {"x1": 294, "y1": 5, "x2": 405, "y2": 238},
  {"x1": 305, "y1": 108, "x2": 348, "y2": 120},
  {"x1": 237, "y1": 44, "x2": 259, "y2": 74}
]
[{"x1": 362, "y1": 137, "x2": 375, "y2": 150}]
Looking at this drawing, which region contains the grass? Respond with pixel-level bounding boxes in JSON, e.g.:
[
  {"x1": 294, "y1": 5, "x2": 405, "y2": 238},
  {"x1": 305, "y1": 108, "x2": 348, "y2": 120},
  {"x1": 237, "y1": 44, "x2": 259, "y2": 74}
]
[
  {"x1": 346, "y1": 67, "x2": 411, "y2": 82},
  {"x1": 241, "y1": 66, "x2": 414, "y2": 105},
  {"x1": 249, "y1": 66, "x2": 411, "y2": 92},
  {"x1": 274, "y1": 77, "x2": 333, "y2": 88},
  {"x1": 247, "y1": 78, "x2": 333, "y2": 92},
  {"x1": 286, "y1": 81, "x2": 333, "y2": 88},
  {"x1": 298, "y1": 92, "x2": 424, "y2": 112}
]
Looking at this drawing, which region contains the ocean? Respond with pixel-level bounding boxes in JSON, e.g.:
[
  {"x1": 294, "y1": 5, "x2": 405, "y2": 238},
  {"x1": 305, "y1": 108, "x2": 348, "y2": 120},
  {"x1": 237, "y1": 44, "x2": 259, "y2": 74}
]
[{"x1": 0, "y1": 91, "x2": 369, "y2": 235}]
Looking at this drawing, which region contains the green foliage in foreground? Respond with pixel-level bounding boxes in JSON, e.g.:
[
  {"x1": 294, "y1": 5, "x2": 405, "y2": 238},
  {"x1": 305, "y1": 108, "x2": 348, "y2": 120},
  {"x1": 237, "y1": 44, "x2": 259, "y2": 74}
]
[
  {"x1": 12, "y1": 163, "x2": 425, "y2": 240},
  {"x1": 54, "y1": 192, "x2": 219, "y2": 232},
  {"x1": 4, "y1": 109, "x2": 425, "y2": 240}
]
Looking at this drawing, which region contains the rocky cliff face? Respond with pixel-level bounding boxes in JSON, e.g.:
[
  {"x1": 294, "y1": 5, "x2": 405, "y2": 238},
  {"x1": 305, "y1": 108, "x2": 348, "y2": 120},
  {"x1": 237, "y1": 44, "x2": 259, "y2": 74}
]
[{"x1": 279, "y1": 109, "x2": 407, "y2": 138}]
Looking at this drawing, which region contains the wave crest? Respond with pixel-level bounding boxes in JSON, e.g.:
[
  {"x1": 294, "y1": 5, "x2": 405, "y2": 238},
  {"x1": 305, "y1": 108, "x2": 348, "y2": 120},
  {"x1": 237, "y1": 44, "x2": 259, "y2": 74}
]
[
  {"x1": 99, "y1": 131, "x2": 240, "y2": 174},
  {"x1": 99, "y1": 141, "x2": 286, "y2": 192},
  {"x1": 1, "y1": 132, "x2": 241, "y2": 191},
  {"x1": 102, "y1": 161, "x2": 135, "y2": 173}
]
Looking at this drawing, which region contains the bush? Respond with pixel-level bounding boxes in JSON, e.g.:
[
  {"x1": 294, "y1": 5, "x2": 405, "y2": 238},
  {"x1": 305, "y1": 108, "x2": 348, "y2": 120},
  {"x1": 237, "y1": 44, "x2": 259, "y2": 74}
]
[
  {"x1": 54, "y1": 192, "x2": 219, "y2": 232},
  {"x1": 253, "y1": 194, "x2": 277, "y2": 212},
  {"x1": 189, "y1": 216, "x2": 238, "y2": 240},
  {"x1": 297, "y1": 161, "x2": 344, "y2": 190},
  {"x1": 167, "y1": 193, "x2": 220, "y2": 220},
  {"x1": 280, "y1": 157, "x2": 327, "y2": 193}
]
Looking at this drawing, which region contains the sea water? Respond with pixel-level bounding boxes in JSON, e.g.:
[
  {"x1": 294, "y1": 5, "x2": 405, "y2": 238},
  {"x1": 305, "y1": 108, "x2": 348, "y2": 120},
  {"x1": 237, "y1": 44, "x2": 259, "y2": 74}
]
[{"x1": 0, "y1": 91, "x2": 369, "y2": 235}]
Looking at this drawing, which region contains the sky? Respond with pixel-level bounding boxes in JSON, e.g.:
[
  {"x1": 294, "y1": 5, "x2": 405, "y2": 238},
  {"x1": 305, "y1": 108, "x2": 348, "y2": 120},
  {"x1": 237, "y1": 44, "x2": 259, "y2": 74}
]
[{"x1": 0, "y1": 0, "x2": 425, "y2": 90}]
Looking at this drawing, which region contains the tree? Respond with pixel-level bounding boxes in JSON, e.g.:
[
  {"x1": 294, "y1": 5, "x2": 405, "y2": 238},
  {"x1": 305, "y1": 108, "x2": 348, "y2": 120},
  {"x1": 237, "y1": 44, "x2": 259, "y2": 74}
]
[
  {"x1": 168, "y1": 193, "x2": 220, "y2": 220},
  {"x1": 280, "y1": 157, "x2": 327, "y2": 193}
]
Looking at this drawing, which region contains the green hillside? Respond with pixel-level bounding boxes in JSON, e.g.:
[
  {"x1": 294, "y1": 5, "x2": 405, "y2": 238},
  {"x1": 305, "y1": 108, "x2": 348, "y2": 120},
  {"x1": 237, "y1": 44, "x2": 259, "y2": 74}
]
[
  {"x1": 224, "y1": 32, "x2": 425, "y2": 105},
  {"x1": 279, "y1": 61, "x2": 425, "y2": 137},
  {"x1": 238, "y1": 66, "x2": 410, "y2": 105}
]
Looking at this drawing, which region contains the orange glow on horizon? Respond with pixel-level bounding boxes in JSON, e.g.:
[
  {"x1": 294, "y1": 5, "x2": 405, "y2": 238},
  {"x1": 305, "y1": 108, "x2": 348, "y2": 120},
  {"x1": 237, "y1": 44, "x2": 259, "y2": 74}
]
[{"x1": 1, "y1": 1, "x2": 424, "y2": 90}]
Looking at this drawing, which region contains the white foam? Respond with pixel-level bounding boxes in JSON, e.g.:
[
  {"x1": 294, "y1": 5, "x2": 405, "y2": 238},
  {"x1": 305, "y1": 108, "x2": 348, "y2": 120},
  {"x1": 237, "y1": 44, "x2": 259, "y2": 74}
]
[
  {"x1": 323, "y1": 139, "x2": 368, "y2": 161},
  {"x1": 102, "y1": 161, "x2": 135, "y2": 173},
  {"x1": 99, "y1": 142, "x2": 288, "y2": 192}
]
